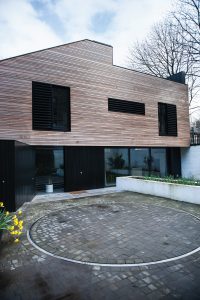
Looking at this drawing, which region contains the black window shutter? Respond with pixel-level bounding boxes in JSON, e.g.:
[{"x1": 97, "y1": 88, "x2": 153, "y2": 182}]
[
  {"x1": 108, "y1": 98, "x2": 145, "y2": 115},
  {"x1": 167, "y1": 104, "x2": 177, "y2": 136},
  {"x1": 52, "y1": 85, "x2": 70, "y2": 131},
  {"x1": 158, "y1": 103, "x2": 167, "y2": 136},
  {"x1": 158, "y1": 102, "x2": 177, "y2": 136},
  {"x1": 32, "y1": 82, "x2": 53, "y2": 130}
]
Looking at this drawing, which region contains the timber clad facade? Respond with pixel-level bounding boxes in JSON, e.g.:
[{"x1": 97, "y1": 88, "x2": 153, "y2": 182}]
[
  {"x1": 0, "y1": 39, "x2": 189, "y2": 147},
  {"x1": 0, "y1": 39, "x2": 190, "y2": 210}
]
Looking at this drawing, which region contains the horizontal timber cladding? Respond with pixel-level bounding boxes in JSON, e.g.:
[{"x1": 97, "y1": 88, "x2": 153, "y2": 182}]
[
  {"x1": 108, "y1": 98, "x2": 145, "y2": 115},
  {"x1": 0, "y1": 39, "x2": 190, "y2": 147}
]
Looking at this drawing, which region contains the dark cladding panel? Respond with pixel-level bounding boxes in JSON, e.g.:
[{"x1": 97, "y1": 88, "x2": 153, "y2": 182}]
[
  {"x1": 167, "y1": 72, "x2": 185, "y2": 84},
  {"x1": 0, "y1": 140, "x2": 36, "y2": 212},
  {"x1": 108, "y1": 98, "x2": 145, "y2": 115},
  {"x1": 64, "y1": 147, "x2": 104, "y2": 192},
  {"x1": 0, "y1": 140, "x2": 15, "y2": 211},
  {"x1": 167, "y1": 148, "x2": 181, "y2": 177},
  {"x1": 15, "y1": 141, "x2": 35, "y2": 209}
]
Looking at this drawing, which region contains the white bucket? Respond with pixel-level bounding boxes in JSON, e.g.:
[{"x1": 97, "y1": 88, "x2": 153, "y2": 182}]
[{"x1": 46, "y1": 184, "x2": 53, "y2": 193}]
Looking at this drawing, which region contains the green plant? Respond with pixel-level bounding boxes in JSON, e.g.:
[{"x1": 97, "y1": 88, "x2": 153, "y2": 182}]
[
  {"x1": 0, "y1": 202, "x2": 12, "y2": 230},
  {"x1": 0, "y1": 202, "x2": 24, "y2": 243},
  {"x1": 142, "y1": 175, "x2": 200, "y2": 186},
  {"x1": 108, "y1": 153, "x2": 125, "y2": 169}
]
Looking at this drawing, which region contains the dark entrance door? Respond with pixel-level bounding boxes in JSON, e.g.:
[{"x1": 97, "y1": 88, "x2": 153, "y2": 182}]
[
  {"x1": 15, "y1": 141, "x2": 36, "y2": 209},
  {"x1": 64, "y1": 147, "x2": 104, "y2": 192},
  {"x1": 0, "y1": 140, "x2": 36, "y2": 212},
  {"x1": 0, "y1": 140, "x2": 15, "y2": 211}
]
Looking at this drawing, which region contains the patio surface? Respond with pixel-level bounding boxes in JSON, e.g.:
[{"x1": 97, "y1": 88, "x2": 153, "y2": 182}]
[{"x1": 1, "y1": 191, "x2": 200, "y2": 299}]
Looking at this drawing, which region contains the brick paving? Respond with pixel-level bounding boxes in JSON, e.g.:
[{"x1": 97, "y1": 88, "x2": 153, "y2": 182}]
[
  {"x1": 30, "y1": 202, "x2": 200, "y2": 265},
  {"x1": 0, "y1": 191, "x2": 200, "y2": 300}
]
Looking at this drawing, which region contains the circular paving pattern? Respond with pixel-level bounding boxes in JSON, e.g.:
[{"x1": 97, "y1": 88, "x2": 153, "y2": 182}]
[{"x1": 29, "y1": 202, "x2": 200, "y2": 265}]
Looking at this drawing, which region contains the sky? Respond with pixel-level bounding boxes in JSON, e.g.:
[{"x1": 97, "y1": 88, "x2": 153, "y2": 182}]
[{"x1": 0, "y1": 0, "x2": 173, "y2": 67}]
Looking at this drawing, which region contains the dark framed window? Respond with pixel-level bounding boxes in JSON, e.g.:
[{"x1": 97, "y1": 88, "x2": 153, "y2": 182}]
[
  {"x1": 158, "y1": 103, "x2": 177, "y2": 136},
  {"x1": 108, "y1": 98, "x2": 145, "y2": 115},
  {"x1": 32, "y1": 82, "x2": 70, "y2": 131}
]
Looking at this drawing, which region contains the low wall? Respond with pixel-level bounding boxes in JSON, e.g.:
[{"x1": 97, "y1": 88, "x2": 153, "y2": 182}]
[
  {"x1": 181, "y1": 146, "x2": 200, "y2": 180},
  {"x1": 117, "y1": 176, "x2": 200, "y2": 205}
]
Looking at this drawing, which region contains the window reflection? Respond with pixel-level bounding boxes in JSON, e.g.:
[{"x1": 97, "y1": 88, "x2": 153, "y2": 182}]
[
  {"x1": 35, "y1": 147, "x2": 64, "y2": 191},
  {"x1": 151, "y1": 148, "x2": 167, "y2": 177},
  {"x1": 130, "y1": 148, "x2": 150, "y2": 176},
  {"x1": 105, "y1": 148, "x2": 129, "y2": 185}
]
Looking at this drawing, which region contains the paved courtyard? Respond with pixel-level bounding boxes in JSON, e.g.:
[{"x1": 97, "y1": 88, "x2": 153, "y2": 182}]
[{"x1": 0, "y1": 191, "x2": 200, "y2": 299}]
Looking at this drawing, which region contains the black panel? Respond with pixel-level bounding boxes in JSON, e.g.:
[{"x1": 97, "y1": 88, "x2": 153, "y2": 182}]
[
  {"x1": 0, "y1": 140, "x2": 15, "y2": 211},
  {"x1": 167, "y1": 72, "x2": 185, "y2": 84},
  {"x1": 0, "y1": 140, "x2": 36, "y2": 212},
  {"x1": 32, "y1": 81, "x2": 70, "y2": 131},
  {"x1": 166, "y1": 104, "x2": 177, "y2": 136},
  {"x1": 32, "y1": 82, "x2": 52, "y2": 130},
  {"x1": 158, "y1": 103, "x2": 167, "y2": 136},
  {"x1": 166, "y1": 148, "x2": 181, "y2": 177},
  {"x1": 15, "y1": 141, "x2": 35, "y2": 209},
  {"x1": 158, "y1": 103, "x2": 177, "y2": 136},
  {"x1": 64, "y1": 147, "x2": 104, "y2": 192},
  {"x1": 108, "y1": 98, "x2": 145, "y2": 115}
]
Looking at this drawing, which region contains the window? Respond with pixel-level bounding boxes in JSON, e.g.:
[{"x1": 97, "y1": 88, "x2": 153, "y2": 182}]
[
  {"x1": 104, "y1": 148, "x2": 129, "y2": 186},
  {"x1": 108, "y1": 98, "x2": 145, "y2": 115},
  {"x1": 104, "y1": 147, "x2": 168, "y2": 185},
  {"x1": 35, "y1": 146, "x2": 64, "y2": 191},
  {"x1": 32, "y1": 82, "x2": 70, "y2": 131},
  {"x1": 151, "y1": 148, "x2": 167, "y2": 177},
  {"x1": 158, "y1": 103, "x2": 177, "y2": 136},
  {"x1": 130, "y1": 148, "x2": 149, "y2": 177}
]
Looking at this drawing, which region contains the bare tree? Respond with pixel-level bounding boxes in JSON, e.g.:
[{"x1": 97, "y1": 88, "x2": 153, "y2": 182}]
[
  {"x1": 128, "y1": 17, "x2": 200, "y2": 118},
  {"x1": 129, "y1": 20, "x2": 192, "y2": 77},
  {"x1": 173, "y1": 0, "x2": 200, "y2": 65}
]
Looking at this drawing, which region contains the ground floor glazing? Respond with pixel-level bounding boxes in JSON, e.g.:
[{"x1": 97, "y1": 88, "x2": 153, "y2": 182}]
[{"x1": 34, "y1": 147, "x2": 181, "y2": 192}]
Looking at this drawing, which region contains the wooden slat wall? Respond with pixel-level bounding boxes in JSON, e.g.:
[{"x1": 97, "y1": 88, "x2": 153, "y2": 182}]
[{"x1": 0, "y1": 39, "x2": 190, "y2": 147}]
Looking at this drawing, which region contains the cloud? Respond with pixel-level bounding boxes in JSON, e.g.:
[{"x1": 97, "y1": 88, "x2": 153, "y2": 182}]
[
  {"x1": 0, "y1": 0, "x2": 61, "y2": 59},
  {"x1": 0, "y1": 0, "x2": 172, "y2": 66}
]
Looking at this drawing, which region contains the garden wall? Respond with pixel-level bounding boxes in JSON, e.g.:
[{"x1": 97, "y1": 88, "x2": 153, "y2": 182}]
[
  {"x1": 181, "y1": 146, "x2": 200, "y2": 180},
  {"x1": 117, "y1": 177, "x2": 200, "y2": 205}
]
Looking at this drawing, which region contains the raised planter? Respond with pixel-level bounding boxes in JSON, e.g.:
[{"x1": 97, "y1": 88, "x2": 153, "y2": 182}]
[{"x1": 116, "y1": 176, "x2": 200, "y2": 205}]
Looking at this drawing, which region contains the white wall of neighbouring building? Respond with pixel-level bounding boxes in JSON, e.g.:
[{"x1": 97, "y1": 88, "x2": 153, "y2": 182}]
[{"x1": 181, "y1": 146, "x2": 200, "y2": 179}]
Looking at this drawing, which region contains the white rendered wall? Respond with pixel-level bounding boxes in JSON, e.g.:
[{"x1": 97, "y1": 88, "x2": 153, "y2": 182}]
[
  {"x1": 117, "y1": 177, "x2": 200, "y2": 205},
  {"x1": 181, "y1": 146, "x2": 200, "y2": 180}
]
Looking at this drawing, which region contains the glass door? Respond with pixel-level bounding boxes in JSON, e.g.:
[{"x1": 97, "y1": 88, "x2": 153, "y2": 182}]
[{"x1": 35, "y1": 147, "x2": 64, "y2": 192}]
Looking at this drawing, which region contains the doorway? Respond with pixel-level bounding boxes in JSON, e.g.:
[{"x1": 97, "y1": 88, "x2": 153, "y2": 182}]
[{"x1": 64, "y1": 147, "x2": 104, "y2": 192}]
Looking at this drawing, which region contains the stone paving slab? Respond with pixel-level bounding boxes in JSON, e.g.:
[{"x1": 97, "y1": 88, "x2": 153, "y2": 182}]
[
  {"x1": 32, "y1": 187, "x2": 119, "y2": 203},
  {"x1": 29, "y1": 202, "x2": 200, "y2": 265},
  {"x1": 0, "y1": 191, "x2": 200, "y2": 300}
]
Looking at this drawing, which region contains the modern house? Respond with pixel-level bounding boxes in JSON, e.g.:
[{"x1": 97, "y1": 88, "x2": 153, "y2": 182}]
[{"x1": 0, "y1": 39, "x2": 190, "y2": 211}]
